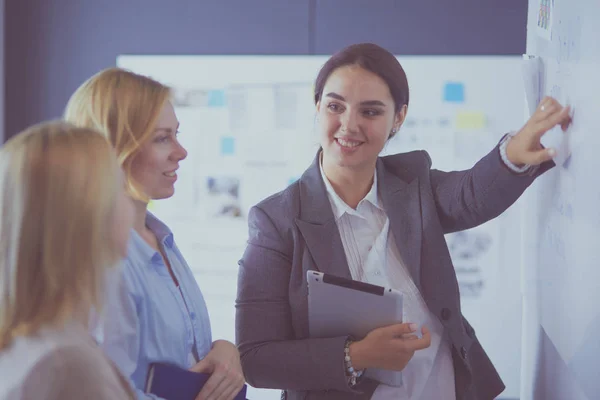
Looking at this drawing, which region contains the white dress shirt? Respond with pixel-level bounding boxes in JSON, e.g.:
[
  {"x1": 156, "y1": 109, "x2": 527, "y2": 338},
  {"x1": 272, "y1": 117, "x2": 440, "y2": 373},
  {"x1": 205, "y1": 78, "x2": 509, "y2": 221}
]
[{"x1": 320, "y1": 161, "x2": 456, "y2": 400}]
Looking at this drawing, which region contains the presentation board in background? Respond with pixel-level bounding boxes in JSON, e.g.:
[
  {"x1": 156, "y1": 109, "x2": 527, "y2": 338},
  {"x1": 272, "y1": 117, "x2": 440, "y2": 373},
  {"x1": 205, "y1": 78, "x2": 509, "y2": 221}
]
[
  {"x1": 520, "y1": 0, "x2": 600, "y2": 399},
  {"x1": 118, "y1": 55, "x2": 525, "y2": 400}
]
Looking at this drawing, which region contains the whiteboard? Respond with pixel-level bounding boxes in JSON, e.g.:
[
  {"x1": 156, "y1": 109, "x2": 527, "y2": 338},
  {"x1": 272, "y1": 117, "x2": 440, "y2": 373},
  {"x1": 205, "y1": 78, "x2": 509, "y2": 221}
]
[
  {"x1": 521, "y1": 1, "x2": 600, "y2": 399},
  {"x1": 118, "y1": 55, "x2": 526, "y2": 399}
]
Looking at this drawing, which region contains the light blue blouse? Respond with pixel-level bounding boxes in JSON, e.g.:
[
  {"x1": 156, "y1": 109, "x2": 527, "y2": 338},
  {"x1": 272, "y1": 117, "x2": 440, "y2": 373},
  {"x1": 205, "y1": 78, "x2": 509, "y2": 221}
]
[{"x1": 95, "y1": 213, "x2": 212, "y2": 400}]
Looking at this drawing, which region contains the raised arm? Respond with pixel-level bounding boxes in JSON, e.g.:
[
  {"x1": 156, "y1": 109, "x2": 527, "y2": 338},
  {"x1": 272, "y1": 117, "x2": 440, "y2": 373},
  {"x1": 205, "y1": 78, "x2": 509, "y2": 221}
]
[
  {"x1": 430, "y1": 96, "x2": 571, "y2": 233},
  {"x1": 428, "y1": 143, "x2": 542, "y2": 233}
]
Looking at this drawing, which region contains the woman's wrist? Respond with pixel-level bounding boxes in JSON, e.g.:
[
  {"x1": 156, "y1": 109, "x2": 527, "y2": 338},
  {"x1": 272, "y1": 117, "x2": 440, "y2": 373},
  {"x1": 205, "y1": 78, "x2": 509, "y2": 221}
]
[
  {"x1": 344, "y1": 339, "x2": 364, "y2": 386},
  {"x1": 347, "y1": 339, "x2": 368, "y2": 371}
]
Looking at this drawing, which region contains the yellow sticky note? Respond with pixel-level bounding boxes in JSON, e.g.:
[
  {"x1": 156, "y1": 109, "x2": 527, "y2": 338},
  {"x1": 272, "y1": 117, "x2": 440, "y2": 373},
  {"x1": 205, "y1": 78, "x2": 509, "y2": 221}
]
[{"x1": 455, "y1": 111, "x2": 487, "y2": 129}]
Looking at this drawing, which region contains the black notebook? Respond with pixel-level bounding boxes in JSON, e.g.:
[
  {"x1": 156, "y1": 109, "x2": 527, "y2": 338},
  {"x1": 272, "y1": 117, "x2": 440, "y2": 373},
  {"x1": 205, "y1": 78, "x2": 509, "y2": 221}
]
[{"x1": 145, "y1": 362, "x2": 248, "y2": 400}]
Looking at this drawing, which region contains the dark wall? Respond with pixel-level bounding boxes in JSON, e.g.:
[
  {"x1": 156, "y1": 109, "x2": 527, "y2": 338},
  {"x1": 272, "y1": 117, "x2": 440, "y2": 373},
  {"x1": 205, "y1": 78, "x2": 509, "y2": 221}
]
[{"x1": 3, "y1": 0, "x2": 527, "y2": 140}]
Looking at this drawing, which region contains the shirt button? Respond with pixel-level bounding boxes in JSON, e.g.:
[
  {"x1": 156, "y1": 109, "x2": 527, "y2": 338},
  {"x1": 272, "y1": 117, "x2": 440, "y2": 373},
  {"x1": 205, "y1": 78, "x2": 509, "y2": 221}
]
[
  {"x1": 441, "y1": 308, "x2": 451, "y2": 321},
  {"x1": 374, "y1": 270, "x2": 380, "y2": 276}
]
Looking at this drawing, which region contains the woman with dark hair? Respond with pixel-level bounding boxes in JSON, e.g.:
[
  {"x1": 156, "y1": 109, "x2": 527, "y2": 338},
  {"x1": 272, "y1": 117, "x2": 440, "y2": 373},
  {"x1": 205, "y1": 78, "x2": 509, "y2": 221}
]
[{"x1": 235, "y1": 43, "x2": 570, "y2": 400}]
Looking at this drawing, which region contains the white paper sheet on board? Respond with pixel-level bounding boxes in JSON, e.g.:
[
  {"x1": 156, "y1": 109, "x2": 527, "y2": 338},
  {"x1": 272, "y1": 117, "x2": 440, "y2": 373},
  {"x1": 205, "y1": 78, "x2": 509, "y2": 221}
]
[
  {"x1": 521, "y1": 54, "x2": 543, "y2": 116},
  {"x1": 521, "y1": 54, "x2": 573, "y2": 166}
]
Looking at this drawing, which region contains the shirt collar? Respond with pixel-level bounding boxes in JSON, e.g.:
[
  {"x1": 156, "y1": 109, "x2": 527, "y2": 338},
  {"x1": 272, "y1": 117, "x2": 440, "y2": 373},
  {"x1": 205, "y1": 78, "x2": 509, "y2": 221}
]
[
  {"x1": 128, "y1": 212, "x2": 175, "y2": 265},
  {"x1": 319, "y1": 153, "x2": 382, "y2": 221}
]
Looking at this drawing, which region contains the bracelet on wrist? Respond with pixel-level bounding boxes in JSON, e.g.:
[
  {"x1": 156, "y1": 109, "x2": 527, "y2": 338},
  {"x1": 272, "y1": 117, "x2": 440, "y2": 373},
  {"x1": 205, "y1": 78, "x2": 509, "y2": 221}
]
[
  {"x1": 499, "y1": 131, "x2": 532, "y2": 174},
  {"x1": 344, "y1": 339, "x2": 364, "y2": 387}
]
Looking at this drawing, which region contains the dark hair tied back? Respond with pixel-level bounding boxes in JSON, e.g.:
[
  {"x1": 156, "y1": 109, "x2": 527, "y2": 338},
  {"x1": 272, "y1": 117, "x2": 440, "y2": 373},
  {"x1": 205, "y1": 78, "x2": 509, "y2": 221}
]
[{"x1": 314, "y1": 43, "x2": 409, "y2": 113}]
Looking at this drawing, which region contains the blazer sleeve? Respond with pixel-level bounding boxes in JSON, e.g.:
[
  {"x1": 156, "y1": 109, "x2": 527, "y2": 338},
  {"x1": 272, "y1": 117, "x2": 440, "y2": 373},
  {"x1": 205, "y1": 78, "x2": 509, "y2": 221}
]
[
  {"x1": 235, "y1": 205, "x2": 373, "y2": 394},
  {"x1": 427, "y1": 139, "x2": 553, "y2": 234}
]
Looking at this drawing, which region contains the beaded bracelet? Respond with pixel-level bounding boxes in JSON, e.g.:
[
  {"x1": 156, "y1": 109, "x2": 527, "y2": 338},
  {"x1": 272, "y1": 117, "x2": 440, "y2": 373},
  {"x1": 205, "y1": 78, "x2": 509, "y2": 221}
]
[{"x1": 344, "y1": 339, "x2": 364, "y2": 386}]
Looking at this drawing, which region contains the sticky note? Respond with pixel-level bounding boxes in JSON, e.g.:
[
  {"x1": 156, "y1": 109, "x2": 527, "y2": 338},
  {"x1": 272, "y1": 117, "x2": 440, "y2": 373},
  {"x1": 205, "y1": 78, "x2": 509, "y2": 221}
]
[
  {"x1": 221, "y1": 137, "x2": 235, "y2": 155},
  {"x1": 455, "y1": 111, "x2": 487, "y2": 129},
  {"x1": 443, "y1": 82, "x2": 465, "y2": 103},
  {"x1": 208, "y1": 90, "x2": 226, "y2": 107}
]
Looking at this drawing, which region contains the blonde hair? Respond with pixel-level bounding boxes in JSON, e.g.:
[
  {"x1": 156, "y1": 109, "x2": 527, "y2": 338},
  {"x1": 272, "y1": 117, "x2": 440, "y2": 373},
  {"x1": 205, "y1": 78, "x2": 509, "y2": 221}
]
[
  {"x1": 0, "y1": 121, "x2": 121, "y2": 349},
  {"x1": 64, "y1": 67, "x2": 172, "y2": 202}
]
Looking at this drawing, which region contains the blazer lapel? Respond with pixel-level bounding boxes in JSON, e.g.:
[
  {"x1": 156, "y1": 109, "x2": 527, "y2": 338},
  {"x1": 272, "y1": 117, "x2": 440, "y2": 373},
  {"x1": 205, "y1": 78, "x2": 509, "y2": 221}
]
[
  {"x1": 294, "y1": 152, "x2": 352, "y2": 280},
  {"x1": 294, "y1": 154, "x2": 424, "y2": 286},
  {"x1": 377, "y1": 158, "x2": 423, "y2": 290}
]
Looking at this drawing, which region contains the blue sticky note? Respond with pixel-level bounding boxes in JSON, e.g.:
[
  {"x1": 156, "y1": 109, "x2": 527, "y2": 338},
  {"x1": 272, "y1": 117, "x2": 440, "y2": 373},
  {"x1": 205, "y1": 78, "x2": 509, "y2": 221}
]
[
  {"x1": 208, "y1": 90, "x2": 226, "y2": 107},
  {"x1": 443, "y1": 82, "x2": 465, "y2": 103},
  {"x1": 221, "y1": 137, "x2": 235, "y2": 155}
]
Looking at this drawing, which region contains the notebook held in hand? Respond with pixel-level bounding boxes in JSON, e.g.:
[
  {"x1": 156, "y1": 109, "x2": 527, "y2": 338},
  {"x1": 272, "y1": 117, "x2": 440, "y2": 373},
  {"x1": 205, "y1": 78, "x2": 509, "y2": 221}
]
[{"x1": 145, "y1": 362, "x2": 248, "y2": 400}]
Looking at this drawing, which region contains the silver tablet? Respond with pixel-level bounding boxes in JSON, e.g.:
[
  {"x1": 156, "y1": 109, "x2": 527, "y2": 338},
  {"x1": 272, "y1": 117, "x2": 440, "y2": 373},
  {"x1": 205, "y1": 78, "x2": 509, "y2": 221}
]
[{"x1": 307, "y1": 270, "x2": 403, "y2": 340}]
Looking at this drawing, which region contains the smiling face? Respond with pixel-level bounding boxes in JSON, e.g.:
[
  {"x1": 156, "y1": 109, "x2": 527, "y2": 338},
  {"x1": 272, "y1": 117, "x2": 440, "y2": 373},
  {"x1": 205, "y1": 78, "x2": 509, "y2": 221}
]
[
  {"x1": 316, "y1": 65, "x2": 406, "y2": 174},
  {"x1": 129, "y1": 101, "x2": 187, "y2": 200}
]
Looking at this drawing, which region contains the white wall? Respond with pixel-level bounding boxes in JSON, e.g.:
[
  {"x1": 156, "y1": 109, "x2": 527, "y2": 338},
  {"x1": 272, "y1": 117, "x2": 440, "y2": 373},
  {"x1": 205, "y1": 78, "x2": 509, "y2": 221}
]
[{"x1": 520, "y1": 0, "x2": 600, "y2": 399}]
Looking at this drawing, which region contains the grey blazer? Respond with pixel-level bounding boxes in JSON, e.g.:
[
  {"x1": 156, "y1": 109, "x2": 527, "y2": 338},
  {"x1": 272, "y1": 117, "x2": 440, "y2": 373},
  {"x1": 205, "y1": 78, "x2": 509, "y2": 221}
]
[{"x1": 236, "y1": 141, "x2": 552, "y2": 400}]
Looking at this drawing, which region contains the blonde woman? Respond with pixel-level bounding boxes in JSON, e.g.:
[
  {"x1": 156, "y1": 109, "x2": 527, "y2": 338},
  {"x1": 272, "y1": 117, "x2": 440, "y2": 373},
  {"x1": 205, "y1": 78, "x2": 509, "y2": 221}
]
[
  {"x1": 64, "y1": 68, "x2": 245, "y2": 400},
  {"x1": 0, "y1": 121, "x2": 135, "y2": 399}
]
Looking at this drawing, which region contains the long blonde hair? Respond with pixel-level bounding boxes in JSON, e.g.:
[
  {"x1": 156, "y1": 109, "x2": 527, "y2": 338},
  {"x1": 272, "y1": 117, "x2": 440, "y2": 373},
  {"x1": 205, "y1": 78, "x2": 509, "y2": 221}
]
[
  {"x1": 0, "y1": 121, "x2": 121, "y2": 349},
  {"x1": 64, "y1": 67, "x2": 172, "y2": 203}
]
